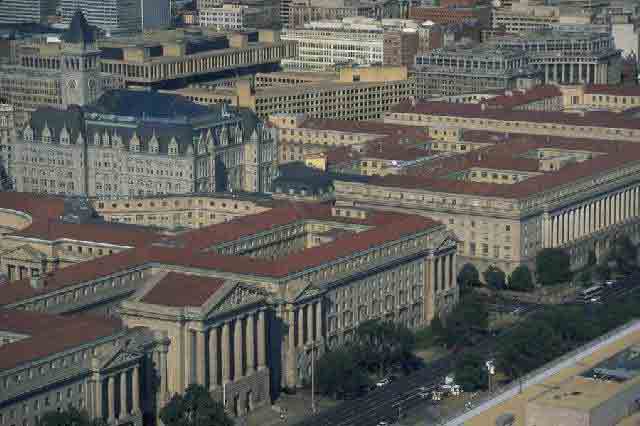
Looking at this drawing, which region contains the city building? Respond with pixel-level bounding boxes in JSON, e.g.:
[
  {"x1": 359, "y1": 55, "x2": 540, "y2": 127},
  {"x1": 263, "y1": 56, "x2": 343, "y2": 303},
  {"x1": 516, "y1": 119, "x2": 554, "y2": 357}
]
[
  {"x1": 444, "y1": 320, "x2": 640, "y2": 426},
  {"x1": 383, "y1": 98, "x2": 640, "y2": 142},
  {"x1": 0, "y1": 192, "x2": 458, "y2": 423},
  {"x1": 488, "y1": 29, "x2": 622, "y2": 85},
  {"x1": 414, "y1": 46, "x2": 541, "y2": 98},
  {"x1": 287, "y1": 0, "x2": 401, "y2": 28},
  {"x1": 0, "y1": 104, "x2": 16, "y2": 189},
  {"x1": 492, "y1": 0, "x2": 593, "y2": 34},
  {"x1": 57, "y1": 0, "x2": 172, "y2": 36},
  {"x1": 281, "y1": 17, "x2": 421, "y2": 71},
  {"x1": 93, "y1": 193, "x2": 276, "y2": 229},
  {"x1": 330, "y1": 100, "x2": 640, "y2": 274},
  {"x1": 0, "y1": 0, "x2": 56, "y2": 24},
  {"x1": 97, "y1": 28, "x2": 296, "y2": 89},
  {"x1": 408, "y1": 5, "x2": 491, "y2": 28},
  {"x1": 0, "y1": 11, "x2": 124, "y2": 125},
  {"x1": 11, "y1": 89, "x2": 277, "y2": 197},
  {"x1": 168, "y1": 65, "x2": 416, "y2": 120},
  {"x1": 198, "y1": 4, "x2": 277, "y2": 30}
]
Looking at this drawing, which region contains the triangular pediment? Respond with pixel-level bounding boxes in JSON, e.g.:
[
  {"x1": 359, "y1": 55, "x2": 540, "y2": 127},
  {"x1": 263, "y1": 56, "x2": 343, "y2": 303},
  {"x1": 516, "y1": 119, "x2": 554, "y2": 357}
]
[
  {"x1": 203, "y1": 282, "x2": 266, "y2": 318},
  {"x1": 0, "y1": 245, "x2": 47, "y2": 262},
  {"x1": 98, "y1": 346, "x2": 141, "y2": 371}
]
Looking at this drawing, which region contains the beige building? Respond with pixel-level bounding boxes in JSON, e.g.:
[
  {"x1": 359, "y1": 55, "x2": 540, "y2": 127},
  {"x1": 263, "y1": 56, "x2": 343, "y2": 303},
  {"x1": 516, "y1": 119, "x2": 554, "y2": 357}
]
[
  {"x1": 444, "y1": 320, "x2": 640, "y2": 426},
  {"x1": 0, "y1": 193, "x2": 459, "y2": 423},
  {"x1": 492, "y1": 0, "x2": 593, "y2": 34},
  {"x1": 334, "y1": 129, "x2": 640, "y2": 276},
  {"x1": 169, "y1": 65, "x2": 416, "y2": 120},
  {"x1": 93, "y1": 193, "x2": 275, "y2": 229}
]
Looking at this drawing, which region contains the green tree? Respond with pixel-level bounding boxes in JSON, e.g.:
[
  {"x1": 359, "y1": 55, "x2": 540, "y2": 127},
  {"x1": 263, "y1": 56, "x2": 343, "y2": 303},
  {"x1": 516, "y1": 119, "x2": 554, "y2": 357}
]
[
  {"x1": 455, "y1": 352, "x2": 488, "y2": 392},
  {"x1": 316, "y1": 347, "x2": 370, "y2": 399},
  {"x1": 354, "y1": 320, "x2": 416, "y2": 376},
  {"x1": 607, "y1": 235, "x2": 638, "y2": 275},
  {"x1": 483, "y1": 265, "x2": 506, "y2": 290},
  {"x1": 457, "y1": 263, "x2": 480, "y2": 290},
  {"x1": 508, "y1": 265, "x2": 534, "y2": 292},
  {"x1": 38, "y1": 407, "x2": 105, "y2": 426},
  {"x1": 440, "y1": 294, "x2": 488, "y2": 348},
  {"x1": 535, "y1": 248, "x2": 571, "y2": 286},
  {"x1": 160, "y1": 384, "x2": 233, "y2": 426}
]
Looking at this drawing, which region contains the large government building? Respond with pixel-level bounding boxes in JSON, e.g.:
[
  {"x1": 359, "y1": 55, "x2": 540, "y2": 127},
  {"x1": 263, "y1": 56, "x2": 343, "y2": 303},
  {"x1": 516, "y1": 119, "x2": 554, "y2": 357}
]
[
  {"x1": 0, "y1": 192, "x2": 458, "y2": 425},
  {"x1": 8, "y1": 89, "x2": 277, "y2": 197}
]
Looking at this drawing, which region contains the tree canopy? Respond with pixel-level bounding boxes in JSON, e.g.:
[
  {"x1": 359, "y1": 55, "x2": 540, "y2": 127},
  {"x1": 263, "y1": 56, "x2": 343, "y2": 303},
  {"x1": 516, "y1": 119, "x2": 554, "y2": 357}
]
[
  {"x1": 535, "y1": 248, "x2": 571, "y2": 286},
  {"x1": 457, "y1": 263, "x2": 480, "y2": 290},
  {"x1": 160, "y1": 384, "x2": 233, "y2": 426},
  {"x1": 455, "y1": 352, "x2": 488, "y2": 392},
  {"x1": 483, "y1": 265, "x2": 506, "y2": 290},
  {"x1": 37, "y1": 407, "x2": 105, "y2": 426},
  {"x1": 316, "y1": 346, "x2": 370, "y2": 399},
  {"x1": 353, "y1": 319, "x2": 416, "y2": 376},
  {"x1": 434, "y1": 294, "x2": 488, "y2": 349},
  {"x1": 508, "y1": 265, "x2": 534, "y2": 292}
]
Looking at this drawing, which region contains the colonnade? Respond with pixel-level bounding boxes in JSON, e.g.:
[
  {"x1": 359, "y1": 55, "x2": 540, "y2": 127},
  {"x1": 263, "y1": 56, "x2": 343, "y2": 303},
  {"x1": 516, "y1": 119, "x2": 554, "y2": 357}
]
[
  {"x1": 543, "y1": 62, "x2": 608, "y2": 85},
  {"x1": 543, "y1": 187, "x2": 640, "y2": 248},
  {"x1": 432, "y1": 252, "x2": 456, "y2": 293},
  {"x1": 95, "y1": 366, "x2": 141, "y2": 423},
  {"x1": 288, "y1": 301, "x2": 323, "y2": 350},
  {"x1": 186, "y1": 309, "x2": 267, "y2": 390}
]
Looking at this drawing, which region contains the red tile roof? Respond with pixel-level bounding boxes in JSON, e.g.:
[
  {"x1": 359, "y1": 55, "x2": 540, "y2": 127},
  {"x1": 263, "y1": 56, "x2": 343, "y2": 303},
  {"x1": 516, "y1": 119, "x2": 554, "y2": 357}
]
[
  {"x1": 12, "y1": 221, "x2": 161, "y2": 247},
  {"x1": 298, "y1": 118, "x2": 430, "y2": 138},
  {"x1": 481, "y1": 86, "x2": 562, "y2": 109},
  {"x1": 140, "y1": 272, "x2": 226, "y2": 307},
  {"x1": 0, "y1": 310, "x2": 122, "y2": 371},
  {"x1": 0, "y1": 192, "x2": 66, "y2": 224},
  {"x1": 361, "y1": 135, "x2": 640, "y2": 199},
  {"x1": 585, "y1": 85, "x2": 640, "y2": 96},
  {"x1": 390, "y1": 101, "x2": 640, "y2": 129}
]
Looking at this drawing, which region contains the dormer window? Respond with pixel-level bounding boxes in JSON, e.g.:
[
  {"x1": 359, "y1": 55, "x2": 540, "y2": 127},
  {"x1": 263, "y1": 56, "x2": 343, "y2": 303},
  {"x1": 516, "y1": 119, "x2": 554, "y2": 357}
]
[
  {"x1": 93, "y1": 132, "x2": 100, "y2": 146},
  {"x1": 41, "y1": 127, "x2": 52, "y2": 144},
  {"x1": 168, "y1": 138, "x2": 178, "y2": 156},
  {"x1": 23, "y1": 127, "x2": 33, "y2": 143},
  {"x1": 149, "y1": 134, "x2": 159, "y2": 154}
]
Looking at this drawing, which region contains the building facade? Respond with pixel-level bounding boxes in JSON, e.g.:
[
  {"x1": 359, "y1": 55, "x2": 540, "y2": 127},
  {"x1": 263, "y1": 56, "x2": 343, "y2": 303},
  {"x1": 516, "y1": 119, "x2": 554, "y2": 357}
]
[
  {"x1": 414, "y1": 46, "x2": 541, "y2": 98},
  {"x1": 489, "y1": 30, "x2": 622, "y2": 85},
  {"x1": 287, "y1": 0, "x2": 401, "y2": 28},
  {"x1": 11, "y1": 90, "x2": 277, "y2": 197},
  {"x1": 0, "y1": 0, "x2": 55, "y2": 24},
  {"x1": 170, "y1": 65, "x2": 416, "y2": 121},
  {"x1": 0, "y1": 194, "x2": 459, "y2": 424},
  {"x1": 198, "y1": 4, "x2": 272, "y2": 30},
  {"x1": 281, "y1": 17, "x2": 421, "y2": 71}
]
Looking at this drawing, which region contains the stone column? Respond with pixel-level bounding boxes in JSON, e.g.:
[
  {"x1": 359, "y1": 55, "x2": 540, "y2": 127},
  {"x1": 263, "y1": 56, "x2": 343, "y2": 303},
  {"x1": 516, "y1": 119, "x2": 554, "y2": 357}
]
[
  {"x1": 246, "y1": 314, "x2": 256, "y2": 375},
  {"x1": 234, "y1": 318, "x2": 243, "y2": 380},
  {"x1": 95, "y1": 377, "x2": 103, "y2": 419},
  {"x1": 120, "y1": 370, "x2": 128, "y2": 418},
  {"x1": 306, "y1": 304, "x2": 314, "y2": 342},
  {"x1": 196, "y1": 331, "x2": 206, "y2": 385},
  {"x1": 107, "y1": 375, "x2": 116, "y2": 422},
  {"x1": 209, "y1": 327, "x2": 219, "y2": 389},
  {"x1": 433, "y1": 258, "x2": 439, "y2": 293},
  {"x1": 184, "y1": 329, "x2": 193, "y2": 387},
  {"x1": 258, "y1": 310, "x2": 267, "y2": 371},
  {"x1": 442, "y1": 254, "x2": 450, "y2": 290},
  {"x1": 568, "y1": 210, "x2": 574, "y2": 242},
  {"x1": 315, "y1": 301, "x2": 322, "y2": 342},
  {"x1": 132, "y1": 366, "x2": 140, "y2": 414},
  {"x1": 578, "y1": 63, "x2": 583, "y2": 83},
  {"x1": 297, "y1": 308, "x2": 305, "y2": 347},
  {"x1": 286, "y1": 308, "x2": 297, "y2": 387},
  {"x1": 222, "y1": 322, "x2": 231, "y2": 384}
]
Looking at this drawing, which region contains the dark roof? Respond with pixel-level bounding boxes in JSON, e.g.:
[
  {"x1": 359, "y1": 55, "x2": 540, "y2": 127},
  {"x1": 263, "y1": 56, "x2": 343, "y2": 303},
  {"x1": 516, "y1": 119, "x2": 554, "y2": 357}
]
[
  {"x1": 0, "y1": 310, "x2": 122, "y2": 371},
  {"x1": 141, "y1": 272, "x2": 226, "y2": 307},
  {"x1": 274, "y1": 163, "x2": 334, "y2": 191},
  {"x1": 62, "y1": 10, "x2": 95, "y2": 46},
  {"x1": 90, "y1": 90, "x2": 214, "y2": 119},
  {"x1": 28, "y1": 106, "x2": 85, "y2": 145}
]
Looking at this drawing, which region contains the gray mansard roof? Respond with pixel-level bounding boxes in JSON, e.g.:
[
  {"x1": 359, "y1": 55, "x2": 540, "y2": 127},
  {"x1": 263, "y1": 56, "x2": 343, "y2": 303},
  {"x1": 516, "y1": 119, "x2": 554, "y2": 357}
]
[
  {"x1": 27, "y1": 106, "x2": 85, "y2": 144},
  {"x1": 62, "y1": 10, "x2": 95, "y2": 46}
]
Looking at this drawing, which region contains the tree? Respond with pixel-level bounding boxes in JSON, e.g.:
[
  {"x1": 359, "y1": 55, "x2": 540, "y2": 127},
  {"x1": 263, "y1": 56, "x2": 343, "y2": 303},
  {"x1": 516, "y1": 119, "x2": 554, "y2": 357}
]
[
  {"x1": 508, "y1": 265, "x2": 534, "y2": 292},
  {"x1": 607, "y1": 235, "x2": 638, "y2": 275},
  {"x1": 536, "y1": 248, "x2": 571, "y2": 286},
  {"x1": 483, "y1": 265, "x2": 506, "y2": 290},
  {"x1": 457, "y1": 263, "x2": 480, "y2": 290},
  {"x1": 439, "y1": 294, "x2": 488, "y2": 348},
  {"x1": 160, "y1": 384, "x2": 233, "y2": 426},
  {"x1": 354, "y1": 320, "x2": 416, "y2": 376},
  {"x1": 316, "y1": 347, "x2": 370, "y2": 399},
  {"x1": 38, "y1": 407, "x2": 105, "y2": 426},
  {"x1": 455, "y1": 352, "x2": 488, "y2": 392}
]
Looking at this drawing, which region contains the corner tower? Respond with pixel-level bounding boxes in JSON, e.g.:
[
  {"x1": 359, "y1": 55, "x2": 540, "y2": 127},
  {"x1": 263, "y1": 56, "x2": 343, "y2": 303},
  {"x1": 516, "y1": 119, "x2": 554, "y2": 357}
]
[{"x1": 61, "y1": 10, "x2": 102, "y2": 107}]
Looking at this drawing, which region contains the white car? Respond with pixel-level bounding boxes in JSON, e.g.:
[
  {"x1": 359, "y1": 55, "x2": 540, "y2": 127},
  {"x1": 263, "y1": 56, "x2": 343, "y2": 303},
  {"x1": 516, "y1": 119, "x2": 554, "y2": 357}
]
[
  {"x1": 377, "y1": 422, "x2": 389, "y2": 426},
  {"x1": 605, "y1": 280, "x2": 617, "y2": 288},
  {"x1": 417, "y1": 386, "x2": 431, "y2": 399},
  {"x1": 376, "y1": 377, "x2": 392, "y2": 388}
]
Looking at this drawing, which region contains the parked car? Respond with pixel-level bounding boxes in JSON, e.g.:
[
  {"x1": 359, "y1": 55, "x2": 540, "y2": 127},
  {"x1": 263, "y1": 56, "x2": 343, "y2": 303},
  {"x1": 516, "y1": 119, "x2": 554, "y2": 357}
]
[
  {"x1": 417, "y1": 386, "x2": 431, "y2": 399},
  {"x1": 605, "y1": 280, "x2": 617, "y2": 288},
  {"x1": 376, "y1": 376, "x2": 393, "y2": 388}
]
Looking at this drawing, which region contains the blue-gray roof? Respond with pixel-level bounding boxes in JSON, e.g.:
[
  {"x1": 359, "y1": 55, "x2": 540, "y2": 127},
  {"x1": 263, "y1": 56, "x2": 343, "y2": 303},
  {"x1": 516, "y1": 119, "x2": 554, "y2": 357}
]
[
  {"x1": 90, "y1": 90, "x2": 214, "y2": 119},
  {"x1": 62, "y1": 10, "x2": 95, "y2": 45}
]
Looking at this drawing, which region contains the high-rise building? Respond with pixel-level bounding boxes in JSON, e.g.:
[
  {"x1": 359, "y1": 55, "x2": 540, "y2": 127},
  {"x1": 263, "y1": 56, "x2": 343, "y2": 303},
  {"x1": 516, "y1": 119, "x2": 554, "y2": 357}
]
[
  {"x1": 57, "y1": 0, "x2": 171, "y2": 36},
  {"x1": 281, "y1": 17, "x2": 421, "y2": 71},
  {"x1": 0, "y1": 0, "x2": 56, "y2": 24}
]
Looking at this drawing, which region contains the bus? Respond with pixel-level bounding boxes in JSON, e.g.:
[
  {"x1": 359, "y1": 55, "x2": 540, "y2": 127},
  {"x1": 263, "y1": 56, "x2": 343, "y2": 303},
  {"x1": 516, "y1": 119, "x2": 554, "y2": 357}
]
[{"x1": 580, "y1": 285, "x2": 603, "y2": 303}]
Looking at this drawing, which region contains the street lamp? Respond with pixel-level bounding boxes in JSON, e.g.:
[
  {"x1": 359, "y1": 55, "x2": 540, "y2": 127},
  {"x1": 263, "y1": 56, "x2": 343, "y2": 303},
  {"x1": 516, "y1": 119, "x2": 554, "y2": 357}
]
[{"x1": 486, "y1": 360, "x2": 496, "y2": 393}]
